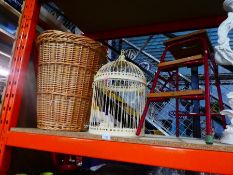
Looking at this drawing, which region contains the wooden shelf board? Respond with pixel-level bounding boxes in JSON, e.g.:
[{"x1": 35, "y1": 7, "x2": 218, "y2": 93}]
[{"x1": 6, "y1": 128, "x2": 233, "y2": 174}]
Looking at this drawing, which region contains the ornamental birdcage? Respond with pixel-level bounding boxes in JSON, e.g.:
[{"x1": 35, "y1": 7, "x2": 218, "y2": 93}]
[{"x1": 89, "y1": 51, "x2": 146, "y2": 137}]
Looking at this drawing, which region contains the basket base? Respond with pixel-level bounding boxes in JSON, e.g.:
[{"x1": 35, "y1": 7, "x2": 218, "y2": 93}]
[
  {"x1": 37, "y1": 124, "x2": 82, "y2": 132},
  {"x1": 89, "y1": 126, "x2": 144, "y2": 137}
]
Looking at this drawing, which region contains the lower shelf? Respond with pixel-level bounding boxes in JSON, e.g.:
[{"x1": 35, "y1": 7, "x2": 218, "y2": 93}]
[{"x1": 6, "y1": 128, "x2": 233, "y2": 174}]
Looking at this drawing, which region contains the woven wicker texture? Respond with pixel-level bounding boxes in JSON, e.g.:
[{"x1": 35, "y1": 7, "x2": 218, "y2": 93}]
[{"x1": 36, "y1": 30, "x2": 106, "y2": 131}]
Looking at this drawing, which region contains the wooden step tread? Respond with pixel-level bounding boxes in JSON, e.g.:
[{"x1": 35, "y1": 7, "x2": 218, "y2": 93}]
[
  {"x1": 164, "y1": 30, "x2": 207, "y2": 45},
  {"x1": 158, "y1": 54, "x2": 203, "y2": 68},
  {"x1": 148, "y1": 89, "x2": 204, "y2": 98}
]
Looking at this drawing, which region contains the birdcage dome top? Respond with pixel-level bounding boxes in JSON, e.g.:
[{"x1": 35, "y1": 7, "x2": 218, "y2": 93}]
[{"x1": 94, "y1": 51, "x2": 146, "y2": 84}]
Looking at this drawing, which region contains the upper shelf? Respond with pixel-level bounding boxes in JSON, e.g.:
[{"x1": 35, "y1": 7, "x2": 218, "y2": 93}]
[{"x1": 50, "y1": 0, "x2": 226, "y2": 39}]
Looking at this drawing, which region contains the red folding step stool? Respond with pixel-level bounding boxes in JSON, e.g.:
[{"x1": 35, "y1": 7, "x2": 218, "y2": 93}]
[{"x1": 136, "y1": 30, "x2": 226, "y2": 144}]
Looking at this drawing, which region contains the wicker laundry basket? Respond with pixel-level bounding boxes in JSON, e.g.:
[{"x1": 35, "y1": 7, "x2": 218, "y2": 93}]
[{"x1": 36, "y1": 30, "x2": 106, "y2": 131}]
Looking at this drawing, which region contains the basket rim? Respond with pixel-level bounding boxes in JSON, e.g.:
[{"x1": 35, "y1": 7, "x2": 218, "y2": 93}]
[{"x1": 36, "y1": 30, "x2": 106, "y2": 51}]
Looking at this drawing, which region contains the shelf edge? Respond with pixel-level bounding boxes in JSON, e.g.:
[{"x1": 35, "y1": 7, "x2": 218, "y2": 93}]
[{"x1": 6, "y1": 130, "x2": 233, "y2": 174}]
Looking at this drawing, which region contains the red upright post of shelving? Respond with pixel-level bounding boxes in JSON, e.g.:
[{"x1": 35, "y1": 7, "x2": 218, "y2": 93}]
[{"x1": 0, "y1": 0, "x2": 40, "y2": 173}]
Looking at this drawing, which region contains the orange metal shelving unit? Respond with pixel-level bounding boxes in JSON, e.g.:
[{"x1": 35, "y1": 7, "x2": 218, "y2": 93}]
[
  {"x1": 0, "y1": 0, "x2": 40, "y2": 173},
  {"x1": 0, "y1": 0, "x2": 233, "y2": 174},
  {"x1": 5, "y1": 129, "x2": 233, "y2": 174}
]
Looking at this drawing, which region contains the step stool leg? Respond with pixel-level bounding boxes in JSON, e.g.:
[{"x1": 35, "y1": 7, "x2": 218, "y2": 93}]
[
  {"x1": 136, "y1": 69, "x2": 161, "y2": 136},
  {"x1": 210, "y1": 56, "x2": 226, "y2": 129},
  {"x1": 136, "y1": 70, "x2": 160, "y2": 135},
  {"x1": 150, "y1": 46, "x2": 168, "y2": 91},
  {"x1": 136, "y1": 100, "x2": 150, "y2": 136},
  {"x1": 191, "y1": 66, "x2": 201, "y2": 138},
  {"x1": 176, "y1": 98, "x2": 180, "y2": 137},
  {"x1": 150, "y1": 69, "x2": 161, "y2": 92},
  {"x1": 204, "y1": 52, "x2": 213, "y2": 144},
  {"x1": 137, "y1": 47, "x2": 169, "y2": 135},
  {"x1": 175, "y1": 69, "x2": 180, "y2": 137}
]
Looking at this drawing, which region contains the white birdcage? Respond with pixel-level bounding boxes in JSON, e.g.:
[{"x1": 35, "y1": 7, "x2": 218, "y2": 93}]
[{"x1": 89, "y1": 51, "x2": 146, "y2": 137}]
